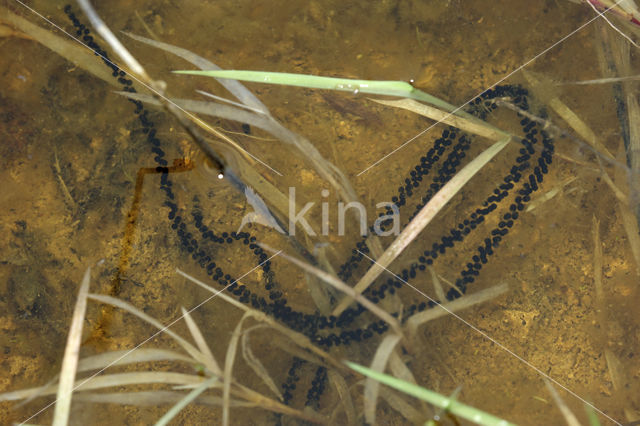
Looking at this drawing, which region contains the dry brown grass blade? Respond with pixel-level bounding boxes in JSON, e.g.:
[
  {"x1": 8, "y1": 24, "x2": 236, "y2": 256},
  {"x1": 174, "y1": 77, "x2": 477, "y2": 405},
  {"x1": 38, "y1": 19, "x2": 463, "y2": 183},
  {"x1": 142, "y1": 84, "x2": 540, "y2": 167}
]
[
  {"x1": 121, "y1": 36, "x2": 363, "y2": 229},
  {"x1": 363, "y1": 333, "x2": 402, "y2": 424},
  {"x1": 0, "y1": 6, "x2": 119, "y2": 87},
  {"x1": 266, "y1": 334, "x2": 326, "y2": 366},
  {"x1": 522, "y1": 70, "x2": 616, "y2": 162},
  {"x1": 242, "y1": 325, "x2": 284, "y2": 401},
  {"x1": 406, "y1": 283, "x2": 509, "y2": 337},
  {"x1": 52, "y1": 266, "x2": 91, "y2": 426},
  {"x1": 332, "y1": 136, "x2": 512, "y2": 316},
  {"x1": 372, "y1": 98, "x2": 508, "y2": 141},
  {"x1": 604, "y1": 349, "x2": 625, "y2": 393},
  {"x1": 156, "y1": 377, "x2": 217, "y2": 426},
  {"x1": 388, "y1": 350, "x2": 416, "y2": 385},
  {"x1": 428, "y1": 266, "x2": 446, "y2": 302},
  {"x1": 328, "y1": 370, "x2": 356, "y2": 426},
  {"x1": 122, "y1": 32, "x2": 268, "y2": 114},
  {"x1": 592, "y1": 215, "x2": 604, "y2": 301},
  {"x1": 82, "y1": 349, "x2": 195, "y2": 372},
  {"x1": 233, "y1": 383, "x2": 327, "y2": 423},
  {"x1": 223, "y1": 312, "x2": 251, "y2": 426},
  {"x1": 180, "y1": 307, "x2": 222, "y2": 376},
  {"x1": 72, "y1": 391, "x2": 256, "y2": 407},
  {"x1": 86, "y1": 294, "x2": 211, "y2": 371},
  {"x1": 0, "y1": 372, "x2": 208, "y2": 401}
]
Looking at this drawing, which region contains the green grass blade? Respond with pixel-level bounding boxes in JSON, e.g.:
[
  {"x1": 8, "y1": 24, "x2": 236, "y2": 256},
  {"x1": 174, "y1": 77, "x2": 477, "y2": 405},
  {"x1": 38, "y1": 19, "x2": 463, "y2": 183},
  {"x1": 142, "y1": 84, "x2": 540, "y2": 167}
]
[
  {"x1": 345, "y1": 361, "x2": 516, "y2": 426},
  {"x1": 173, "y1": 69, "x2": 464, "y2": 115}
]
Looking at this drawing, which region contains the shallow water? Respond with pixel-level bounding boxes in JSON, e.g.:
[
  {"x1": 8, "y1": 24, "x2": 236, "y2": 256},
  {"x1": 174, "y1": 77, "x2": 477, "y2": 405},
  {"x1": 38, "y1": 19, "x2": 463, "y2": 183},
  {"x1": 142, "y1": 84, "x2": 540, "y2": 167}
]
[{"x1": 1, "y1": 0, "x2": 639, "y2": 424}]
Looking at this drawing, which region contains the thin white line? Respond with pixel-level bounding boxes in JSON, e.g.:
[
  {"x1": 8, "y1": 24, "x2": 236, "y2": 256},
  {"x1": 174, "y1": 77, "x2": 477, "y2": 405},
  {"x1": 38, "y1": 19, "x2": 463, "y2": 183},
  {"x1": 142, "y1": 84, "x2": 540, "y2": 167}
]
[
  {"x1": 11, "y1": 0, "x2": 283, "y2": 177},
  {"x1": 357, "y1": 1, "x2": 625, "y2": 176},
  {"x1": 20, "y1": 251, "x2": 281, "y2": 425},
  {"x1": 356, "y1": 250, "x2": 622, "y2": 425}
]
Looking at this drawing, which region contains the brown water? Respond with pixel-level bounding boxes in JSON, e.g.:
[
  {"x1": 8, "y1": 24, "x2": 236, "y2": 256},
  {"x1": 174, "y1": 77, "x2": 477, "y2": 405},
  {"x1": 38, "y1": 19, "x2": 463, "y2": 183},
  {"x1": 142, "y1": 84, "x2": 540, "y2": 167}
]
[{"x1": 1, "y1": 0, "x2": 639, "y2": 424}]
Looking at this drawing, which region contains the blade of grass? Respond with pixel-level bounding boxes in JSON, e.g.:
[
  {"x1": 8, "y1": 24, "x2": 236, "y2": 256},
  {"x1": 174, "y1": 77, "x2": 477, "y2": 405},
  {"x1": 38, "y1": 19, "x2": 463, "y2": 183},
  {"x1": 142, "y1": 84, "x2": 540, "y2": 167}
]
[
  {"x1": 0, "y1": 372, "x2": 208, "y2": 401},
  {"x1": 522, "y1": 70, "x2": 616, "y2": 163},
  {"x1": 78, "y1": 349, "x2": 195, "y2": 372},
  {"x1": 327, "y1": 370, "x2": 356, "y2": 426},
  {"x1": 172, "y1": 69, "x2": 474, "y2": 119},
  {"x1": 242, "y1": 325, "x2": 284, "y2": 401},
  {"x1": 0, "y1": 6, "x2": 120, "y2": 87},
  {"x1": 363, "y1": 334, "x2": 402, "y2": 424},
  {"x1": 406, "y1": 283, "x2": 509, "y2": 337},
  {"x1": 544, "y1": 379, "x2": 582, "y2": 426},
  {"x1": 180, "y1": 307, "x2": 222, "y2": 376},
  {"x1": 428, "y1": 266, "x2": 446, "y2": 302},
  {"x1": 87, "y1": 294, "x2": 211, "y2": 373},
  {"x1": 346, "y1": 361, "x2": 517, "y2": 426},
  {"x1": 332, "y1": 136, "x2": 512, "y2": 316},
  {"x1": 73, "y1": 391, "x2": 255, "y2": 407},
  {"x1": 155, "y1": 377, "x2": 217, "y2": 426},
  {"x1": 592, "y1": 215, "x2": 604, "y2": 301},
  {"x1": 223, "y1": 312, "x2": 251, "y2": 426},
  {"x1": 52, "y1": 266, "x2": 91, "y2": 426},
  {"x1": 21, "y1": 349, "x2": 192, "y2": 408},
  {"x1": 123, "y1": 32, "x2": 268, "y2": 114},
  {"x1": 372, "y1": 98, "x2": 508, "y2": 141},
  {"x1": 128, "y1": 35, "x2": 365, "y2": 238}
]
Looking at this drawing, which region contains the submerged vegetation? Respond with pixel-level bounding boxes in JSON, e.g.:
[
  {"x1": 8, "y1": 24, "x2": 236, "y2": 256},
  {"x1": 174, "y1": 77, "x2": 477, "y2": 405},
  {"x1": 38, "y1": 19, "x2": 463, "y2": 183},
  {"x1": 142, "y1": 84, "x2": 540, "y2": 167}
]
[{"x1": 0, "y1": 0, "x2": 639, "y2": 424}]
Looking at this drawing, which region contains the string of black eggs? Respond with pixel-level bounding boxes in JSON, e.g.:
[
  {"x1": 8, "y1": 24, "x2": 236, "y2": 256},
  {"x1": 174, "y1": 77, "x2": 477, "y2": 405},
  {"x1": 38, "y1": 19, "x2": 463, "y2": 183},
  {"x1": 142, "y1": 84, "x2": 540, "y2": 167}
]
[{"x1": 64, "y1": 5, "x2": 554, "y2": 412}]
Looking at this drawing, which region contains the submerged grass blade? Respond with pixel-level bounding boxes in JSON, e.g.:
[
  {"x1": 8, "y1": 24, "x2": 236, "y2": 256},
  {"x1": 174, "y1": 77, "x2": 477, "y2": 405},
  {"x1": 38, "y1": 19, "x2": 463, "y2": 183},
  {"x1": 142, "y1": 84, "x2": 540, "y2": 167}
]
[
  {"x1": 73, "y1": 391, "x2": 256, "y2": 407},
  {"x1": 406, "y1": 283, "x2": 509, "y2": 336},
  {"x1": 0, "y1": 372, "x2": 208, "y2": 402},
  {"x1": 242, "y1": 325, "x2": 283, "y2": 401},
  {"x1": 52, "y1": 266, "x2": 91, "y2": 426},
  {"x1": 223, "y1": 312, "x2": 251, "y2": 426},
  {"x1": 372, "y1": 98, "x2": 507, "y2": 141},
  {"x1": 363, "y1": 334, "x2": 402, "y2": 424},
  {"x1": 173, "y1": 70, "x2": 467, "y2": 117},
  {"x1": 180, "y1": 307, "x2": 222, "y2": 376},
  {"x1": 543, "y1": 379, "x2": 582, "y2": 426},
  {"x1": 155, "y1": 377, "x2": 217, "y2": 426},
  {"x1": 123, "y1": 32, "x2": 269, "y2": 114},
  {"x1": 328, "y1": 370, "x2": 356, "y2": 426},
  {"x1": 87, "y1": 294, "x2": 211, "y2": 373},
  {"x1": 78, "y1": 349, "x2": 195, "y2": 372},
  {"x1": 346, "y1": 362, "x2": 517, "y2": 426},
  {"x1": 0, "y1": 6, "x2": 119, "y2": 87}
]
